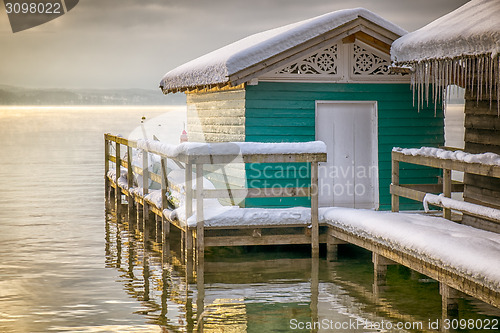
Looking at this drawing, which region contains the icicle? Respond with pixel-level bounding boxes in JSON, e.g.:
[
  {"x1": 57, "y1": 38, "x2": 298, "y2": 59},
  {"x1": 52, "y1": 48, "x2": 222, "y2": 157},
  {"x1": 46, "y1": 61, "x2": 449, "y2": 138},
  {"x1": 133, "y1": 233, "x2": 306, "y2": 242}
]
[
  {"x1": 420, "y1": 62, "x2": 424, "y2": 111},
  {"x1": 425, "y1": 62, "x2": 430, "y2": 107},
  {"x1": 489, "y1": 54, "x2": 494, "y2": 110},
  {"x1": 478, "y1": 56, "x2": 483, "y2": 104},
  {"x1": 497, "y1": 55, "x2": 500, "y2": 116},
  {"x1": 416, "y1": 63, "x2": 419, "y2": 111},
  {"x1": 411, "y1": 64, "x2": 415, "y2": 108},
  {"x1": 439, "y1": 60, "x2": 444, "y2": 110},
  {"x1": 433, "y1": 60, "x2": 438, "y2": 113},
  {"x1": 470, "y1": 57, "x2": 474, "y2": 92},
  {"x1": 463, "y1": 57, "x2": 468, "y2": 89},
  {"x1": 453, "y1": 59, "x2": 458, "y2": 88}
]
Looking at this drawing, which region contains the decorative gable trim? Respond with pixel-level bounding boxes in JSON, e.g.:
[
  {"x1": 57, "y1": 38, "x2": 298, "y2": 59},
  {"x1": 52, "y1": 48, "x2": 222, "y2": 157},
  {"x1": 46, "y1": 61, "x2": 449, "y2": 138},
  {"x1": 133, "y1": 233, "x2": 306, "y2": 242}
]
[
  {"x1": 272, "y1": 45, "x2": 341, "y2": 79},
  {"x1": 259, "y1": 38, "x2": 408, "y2": 84}
]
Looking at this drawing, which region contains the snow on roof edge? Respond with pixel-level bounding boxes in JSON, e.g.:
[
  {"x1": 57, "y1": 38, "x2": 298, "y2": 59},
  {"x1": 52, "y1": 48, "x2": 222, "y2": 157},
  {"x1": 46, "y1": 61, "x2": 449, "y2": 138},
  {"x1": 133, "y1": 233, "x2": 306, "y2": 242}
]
[
  {"x1": 391, "y1": 0, "x2": 500, "y2": 64},
  {"x1": 160, "y1": 8, "x2": 407, "y2": 93}
]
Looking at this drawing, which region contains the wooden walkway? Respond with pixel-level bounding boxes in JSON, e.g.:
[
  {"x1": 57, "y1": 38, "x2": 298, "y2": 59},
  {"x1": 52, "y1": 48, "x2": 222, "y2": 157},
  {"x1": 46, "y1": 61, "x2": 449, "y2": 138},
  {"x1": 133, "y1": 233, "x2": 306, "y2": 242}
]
[{"x1": 104, "y1": 134, "x2": 500, "y2": 316}]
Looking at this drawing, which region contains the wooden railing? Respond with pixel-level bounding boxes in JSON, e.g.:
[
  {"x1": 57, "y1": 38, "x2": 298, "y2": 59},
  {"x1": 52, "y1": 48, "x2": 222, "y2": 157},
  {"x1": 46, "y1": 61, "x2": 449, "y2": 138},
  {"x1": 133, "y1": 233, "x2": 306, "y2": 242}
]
[
  {"x1": 391, "y1": 148, "x2": 500, "y2": 221},
  {"x1": 104, "y1": 133, "x2": 327, "y2": 256}
]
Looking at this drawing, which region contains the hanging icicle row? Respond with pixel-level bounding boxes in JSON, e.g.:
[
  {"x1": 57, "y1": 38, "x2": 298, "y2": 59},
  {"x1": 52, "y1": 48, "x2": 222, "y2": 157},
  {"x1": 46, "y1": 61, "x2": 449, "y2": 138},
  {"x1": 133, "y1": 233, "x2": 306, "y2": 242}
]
[{"x1": 399, "y1": 53, "x2": 500, "y2": 115}]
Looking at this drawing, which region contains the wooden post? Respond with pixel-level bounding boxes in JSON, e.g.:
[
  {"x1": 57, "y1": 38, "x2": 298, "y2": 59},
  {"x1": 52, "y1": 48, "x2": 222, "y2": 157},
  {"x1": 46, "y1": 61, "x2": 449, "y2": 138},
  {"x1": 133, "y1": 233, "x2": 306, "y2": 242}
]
[
  {"x1": 184, "y1": 162, "x2": 193, "y2": 265},
  {"x1": 372, "y1": 253, "x2": 396, "y2": 296},
  {"x1": 161, "y1": 158, "x2": 170, "y2": 262},
  {"x1": 391, "y1": 153, "x2": 400, "y2": 212},
  {"x1": 104, "y1": 136, "x2": 110, "y2": 201},
  {"x1": 196, "y1": 226, "x2": 205, "y2": 332},
  {"x1": 443, "y1": 169, "x2": 452, "y2": 219},
  {"x1": 310, "y1": 162, "x2": 319, "y2": 257},
  {"x1": 310, "y1": 255, "x2": 319, "y2": 330},
  {"x1": 160, "y1": 265, "x2": 169, "y2": 321},
  {"x1": 142, "y1": 149, "x2": 149, "y2": 244},
  {"x1": 440, "y1": 283, "x2": 460, "y2": 318},
  {"x1": 327, "y1": 231, "x2": 345, "y2": 261},
  {"x1": 127, "y1": 146, "x2": 135, "y2": 222},
  {"x1": 196, "y1": 163, "x2": 205, "y2": 266},
  {"x1": 115, "y1": 142, "x2": 122, "y2": 219},
  {"x1": 143, "y1": 249, "x2": 150, "y2": 302}
]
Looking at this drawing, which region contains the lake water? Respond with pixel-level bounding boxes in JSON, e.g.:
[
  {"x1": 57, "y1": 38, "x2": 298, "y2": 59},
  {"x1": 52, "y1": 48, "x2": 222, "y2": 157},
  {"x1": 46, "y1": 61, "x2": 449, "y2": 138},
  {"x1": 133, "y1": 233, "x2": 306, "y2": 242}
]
[{"x1": 0, "y1": 106, "x2": 498, "y2": 333}]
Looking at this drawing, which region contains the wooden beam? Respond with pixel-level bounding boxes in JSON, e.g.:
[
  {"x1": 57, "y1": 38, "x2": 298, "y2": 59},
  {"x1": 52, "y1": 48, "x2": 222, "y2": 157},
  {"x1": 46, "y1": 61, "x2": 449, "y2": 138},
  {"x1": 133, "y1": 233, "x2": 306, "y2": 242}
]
[
  {"x1": 196, "y1": 163, "x2": 205, "y2": 265},
  {"x1": 391, "y1": 156, "x2": 399, "y2": 212},
  {"x1": 443, "y1": 169, "x2": 452, "y2": 219},
  {"x1": 342, "y1": 31, "x2": 391, "y2": 54},
  {"x1": 184, "y1": 163, "x2": 193, "y2": 263},
  {"x1": 127, "y1": 146, "x2": 135, "y2": 221},
  {"x1": 104, "y1": 137, "x2": 110, "y2": 198},
  {"x1": 115, "y1": 142, "x2": 122, "y2": 218},
  {"x1": 200, "y1": 187, "x2": 311, "y2": 199},
  {"x1": 393, "y1": 151, "x2": 500, "y2": 178},
  {"x1": 390, "y1": 184, "x2": 427, "y2": 203},
  {"x1": 399, "y1": 183, "x2": 464, "y2": 193}
]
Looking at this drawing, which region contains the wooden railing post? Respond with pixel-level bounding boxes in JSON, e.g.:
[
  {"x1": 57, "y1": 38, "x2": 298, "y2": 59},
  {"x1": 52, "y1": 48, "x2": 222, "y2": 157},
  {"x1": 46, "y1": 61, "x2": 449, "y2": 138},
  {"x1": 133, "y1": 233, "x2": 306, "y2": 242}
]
[
  {"x1": 310, "y1": 162, "x2": 319, "y2": 257},
  {"x1": 443, "y1": 168, "x2": 452, "y2": 219},
  {"x1": 127, "y1": 146, "x2": 134, "y2": 222},
  {"x1": 104, "y1": 136, "x2": 110, "y2": 200},
  {"x1": 161, "y1": 157, "x2": 170, "y2": 261},
  {"x1": 391, "y1": 152, "x2": 400, "y2": 212},
  {"x1": 142, "y1": 149, "x2": 149, "y2": 242},
  {"x1": 184, "y1": 162, "x2": 193, "y2": 267},
  {"x1": 115, "y1": 142, "x2": 122, "y2": 218},
  {"x1": 196, "y1": 163, "x2": 204, "y2": 264},
  {"x1": 195, "y1": 162, "x2": 205, "y2": 327}
]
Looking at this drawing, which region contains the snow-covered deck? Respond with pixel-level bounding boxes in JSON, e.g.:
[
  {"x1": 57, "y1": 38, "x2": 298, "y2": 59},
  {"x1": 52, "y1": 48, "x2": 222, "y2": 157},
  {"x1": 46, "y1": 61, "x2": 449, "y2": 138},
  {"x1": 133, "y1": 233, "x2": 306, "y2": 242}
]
[
  {"x1": 105, "y1": 134, "x2": 500, "y2": 310},
  {"x1": 109, "y1": 168, "x2": 500, "y2": 307}
]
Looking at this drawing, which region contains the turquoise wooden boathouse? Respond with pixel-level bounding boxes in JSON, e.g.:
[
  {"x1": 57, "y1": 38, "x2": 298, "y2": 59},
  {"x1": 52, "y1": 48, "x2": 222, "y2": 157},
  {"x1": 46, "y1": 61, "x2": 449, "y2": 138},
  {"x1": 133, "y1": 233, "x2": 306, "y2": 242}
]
[{"x1": 159, "y1": 8, "x2": 443, "y2": 210}]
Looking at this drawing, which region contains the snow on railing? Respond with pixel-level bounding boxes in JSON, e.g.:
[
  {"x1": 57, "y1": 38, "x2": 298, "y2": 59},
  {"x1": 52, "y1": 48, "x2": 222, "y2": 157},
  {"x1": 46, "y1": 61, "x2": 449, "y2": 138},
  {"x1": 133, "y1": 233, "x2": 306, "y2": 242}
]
[
  {"x1": 391, "y1": 146, "x2": 500, "y2": 221},
  {"x1": 423, "y1": 193, "x2": 500, "y2": 223},
  {"x1": 393, "y1": 147, "x2": 500, "y2": 167}
]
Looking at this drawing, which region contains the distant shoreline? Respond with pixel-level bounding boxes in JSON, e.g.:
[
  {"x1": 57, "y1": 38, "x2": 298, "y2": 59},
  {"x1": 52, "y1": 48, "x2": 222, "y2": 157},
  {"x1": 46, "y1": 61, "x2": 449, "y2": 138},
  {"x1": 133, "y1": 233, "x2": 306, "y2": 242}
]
[{"x1": 0, "y1": 105, "x2": 186, "y2": 108}]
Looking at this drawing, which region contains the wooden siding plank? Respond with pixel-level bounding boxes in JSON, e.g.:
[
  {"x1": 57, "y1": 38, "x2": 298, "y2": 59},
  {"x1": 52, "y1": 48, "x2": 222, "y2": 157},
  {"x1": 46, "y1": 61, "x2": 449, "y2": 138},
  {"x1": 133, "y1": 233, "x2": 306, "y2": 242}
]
[
  {"x1": 465, "y1": 129, "x2": 500, "y2": 146},
  {"x1": 187, "y1": 89, "x2": 245, "y2": 102}
]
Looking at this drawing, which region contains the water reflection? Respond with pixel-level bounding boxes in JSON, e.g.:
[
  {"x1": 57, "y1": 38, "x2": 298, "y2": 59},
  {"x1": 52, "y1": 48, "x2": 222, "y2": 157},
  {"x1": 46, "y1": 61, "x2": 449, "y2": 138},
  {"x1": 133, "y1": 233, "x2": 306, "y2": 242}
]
[{"x1": 105, "y1": 199, "x2": 500, "y2": 332}]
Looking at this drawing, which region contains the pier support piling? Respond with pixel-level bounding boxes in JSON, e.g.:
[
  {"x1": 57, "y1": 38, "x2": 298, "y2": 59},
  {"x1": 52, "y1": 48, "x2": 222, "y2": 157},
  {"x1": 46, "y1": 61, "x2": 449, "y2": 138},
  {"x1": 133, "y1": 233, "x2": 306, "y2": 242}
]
[
  {"x1": 326, "y1": 231, "x2": 346, "y2": 261},
  {"x1": 440, "y1": 283, "x2": 460, "y2": 318},
  {"x1": 372, "y1": 253, "x2": 396, "y2": 296}
]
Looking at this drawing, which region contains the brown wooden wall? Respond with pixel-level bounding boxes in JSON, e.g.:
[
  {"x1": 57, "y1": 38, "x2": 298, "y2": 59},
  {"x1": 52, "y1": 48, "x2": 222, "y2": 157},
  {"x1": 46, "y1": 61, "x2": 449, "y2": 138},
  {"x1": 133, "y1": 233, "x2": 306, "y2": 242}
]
[
  {"x1": 186, "y1": 89, "x2": 245, "y2": 143},
  {"x1": 463, "y1": 90, "x2": 500, "y2": 233}
]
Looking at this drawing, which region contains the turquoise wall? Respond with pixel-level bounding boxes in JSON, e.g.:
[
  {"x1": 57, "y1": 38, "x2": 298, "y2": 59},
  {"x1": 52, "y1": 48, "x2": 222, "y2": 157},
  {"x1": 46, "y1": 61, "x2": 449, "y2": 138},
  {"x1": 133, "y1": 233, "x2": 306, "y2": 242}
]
[{"x1": 244, "y1": 82, "x2": 444, "y2": 210}]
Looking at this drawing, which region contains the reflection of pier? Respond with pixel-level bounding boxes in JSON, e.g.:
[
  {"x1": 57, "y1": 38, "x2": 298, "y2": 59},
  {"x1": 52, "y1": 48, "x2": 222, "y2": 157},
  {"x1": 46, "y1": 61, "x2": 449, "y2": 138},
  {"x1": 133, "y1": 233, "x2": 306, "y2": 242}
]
[
  {"x1": 104, "y1": 134, "x2": 500, "y2": 325},
  {"x1": 105, "y1": 211, "x2": 455, "y2": 332}
]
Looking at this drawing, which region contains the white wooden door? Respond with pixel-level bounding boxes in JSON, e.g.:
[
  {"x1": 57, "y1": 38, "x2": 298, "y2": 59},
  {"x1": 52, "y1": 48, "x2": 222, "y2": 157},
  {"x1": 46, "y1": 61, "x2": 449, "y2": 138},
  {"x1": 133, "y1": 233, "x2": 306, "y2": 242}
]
[{"x1": 316, "y1": 101, "x2": 378, "y2": 209}]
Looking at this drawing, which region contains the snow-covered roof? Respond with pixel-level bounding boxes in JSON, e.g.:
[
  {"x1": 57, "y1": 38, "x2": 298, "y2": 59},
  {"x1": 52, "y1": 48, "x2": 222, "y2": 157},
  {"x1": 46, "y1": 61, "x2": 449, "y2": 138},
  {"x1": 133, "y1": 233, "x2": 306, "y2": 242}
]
[
  {"x1": 160, "y1": 8, "x2": 406, "y2": 93},
  {"x1": 391, "y1": 0, "x2": 500, "y2": 63}
]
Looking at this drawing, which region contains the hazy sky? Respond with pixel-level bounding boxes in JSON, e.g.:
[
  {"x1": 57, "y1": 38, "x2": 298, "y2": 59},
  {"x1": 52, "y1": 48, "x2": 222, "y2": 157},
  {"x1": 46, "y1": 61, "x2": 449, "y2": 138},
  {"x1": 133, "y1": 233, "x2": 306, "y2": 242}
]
[{"x1": 0, "y1": 0, "x2": 469, "y2": 90}]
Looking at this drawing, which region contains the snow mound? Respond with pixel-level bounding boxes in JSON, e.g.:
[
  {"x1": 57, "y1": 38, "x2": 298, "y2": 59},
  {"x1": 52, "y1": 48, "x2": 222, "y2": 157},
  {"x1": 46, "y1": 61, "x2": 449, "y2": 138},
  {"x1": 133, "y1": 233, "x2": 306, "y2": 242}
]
[
  {"x1": 168, "y1": 204, "x2": 322, "y2": 229},
  {"x1": 393, "y1": 146, "x2": 500, "y2": 167},
  {"x1": 137, "y1": 139, "x2": 327, "y2": 157}
]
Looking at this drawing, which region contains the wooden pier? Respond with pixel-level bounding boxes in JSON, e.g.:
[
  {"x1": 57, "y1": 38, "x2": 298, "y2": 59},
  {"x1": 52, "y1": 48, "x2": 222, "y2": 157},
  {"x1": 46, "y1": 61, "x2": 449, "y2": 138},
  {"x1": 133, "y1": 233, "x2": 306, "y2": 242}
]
[{"x1": 104, "y1": 134, "x2": 500, "y2": 318}]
